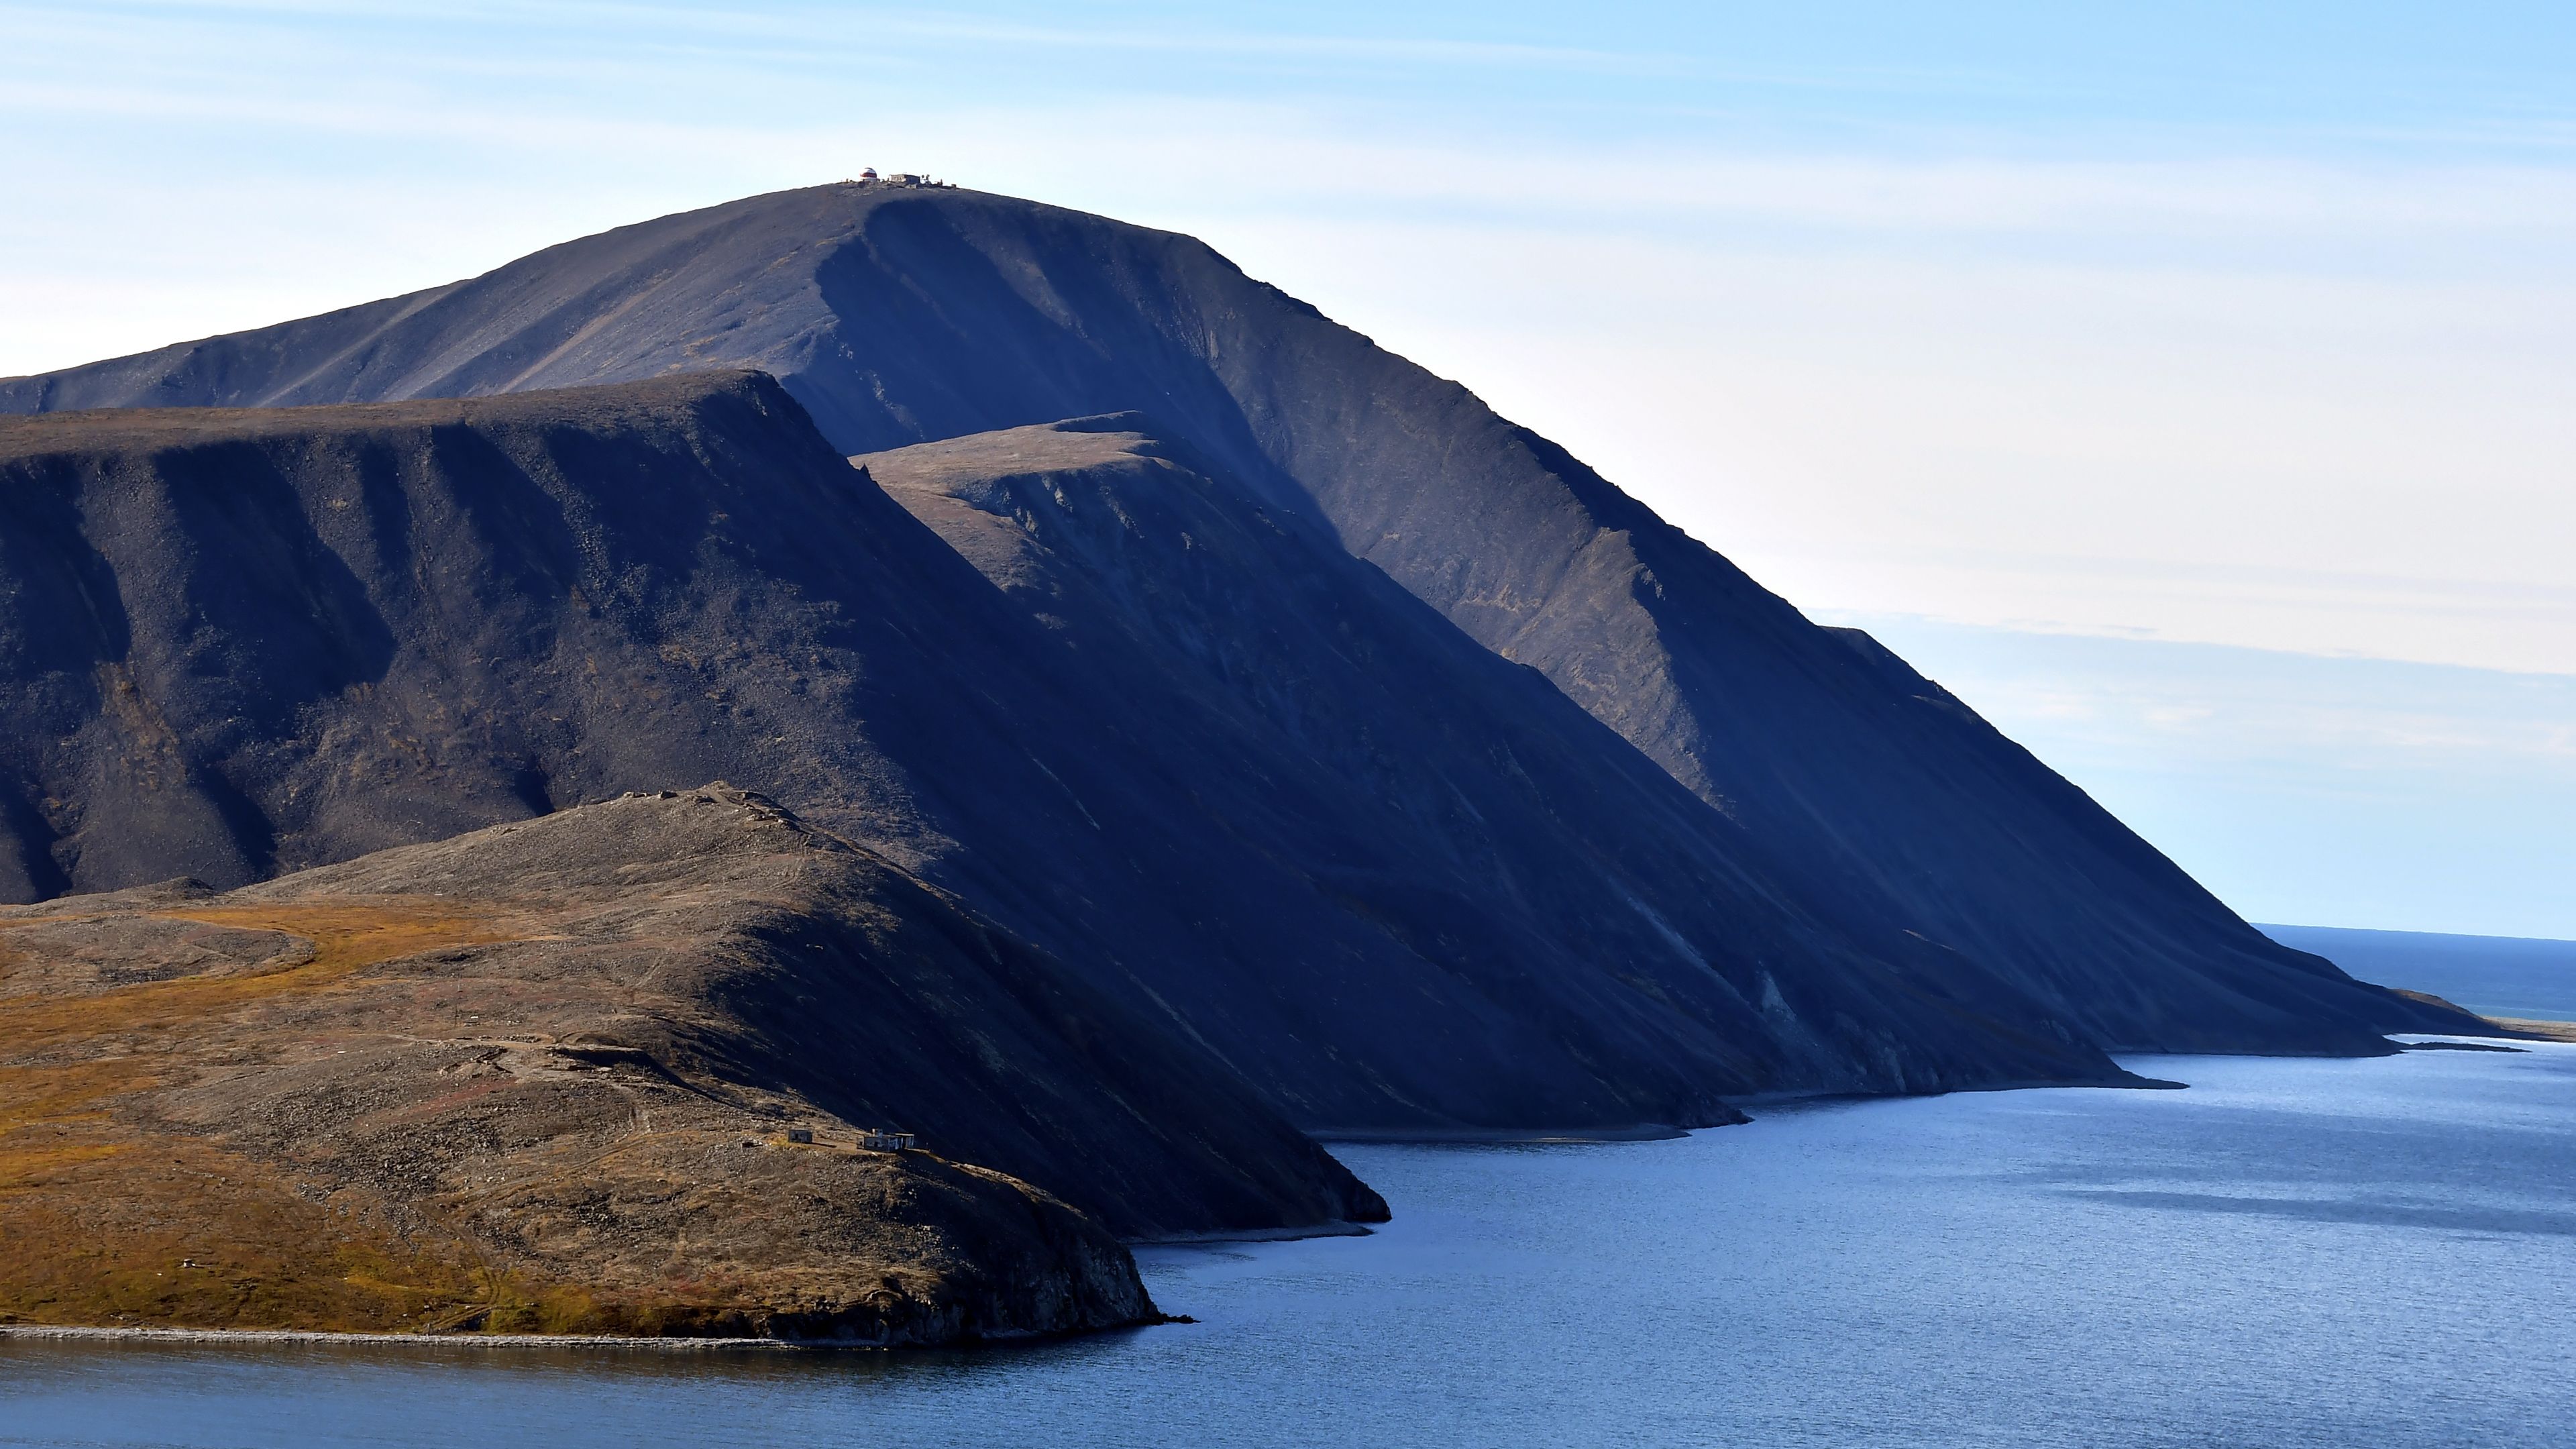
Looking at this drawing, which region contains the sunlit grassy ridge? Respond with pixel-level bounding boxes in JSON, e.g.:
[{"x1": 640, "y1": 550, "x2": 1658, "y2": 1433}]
[{"x1": 0, "y1": 791, "x2": 1167, "y2": 1344}]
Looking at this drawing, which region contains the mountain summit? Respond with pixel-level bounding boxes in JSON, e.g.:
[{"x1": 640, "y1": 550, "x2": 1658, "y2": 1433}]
[
  {"x1": 1, "y1": 182, "x2": 2452, "y2": 1060},
  {"x1": 0, "y1": 186, "x2": 2492, "y2": 1326}
]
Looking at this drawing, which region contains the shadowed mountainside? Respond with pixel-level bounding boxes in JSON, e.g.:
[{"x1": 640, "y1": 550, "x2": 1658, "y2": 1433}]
[
  {"x1": 859, "y1": 416, "x2": 2151, "y2": 1108},
  {"x1": 0, "y1": 784, "x2": 1307, "y2": 1341},
  {"x1": 0, "y1": 374, "x2": 2218, "y2": 1189},
  {"x1": 0, "y1": 180, "x2": 2464, "y2": 1055}
]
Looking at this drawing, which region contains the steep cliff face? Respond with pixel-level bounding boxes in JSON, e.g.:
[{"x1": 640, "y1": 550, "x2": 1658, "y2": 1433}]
[
  {"x1": 0, "y1": 377, "x2": 2166, "y2": 1164},
  {"x1": 861, "y1": 417, "x2": 2135, "y2": 1113},
  {"x1": 0, "y1": 182, "x2": 2457, "y2": 1053},
  {"x1": 0, "y1": 787, "x2": 1218, "y2": 1340}
]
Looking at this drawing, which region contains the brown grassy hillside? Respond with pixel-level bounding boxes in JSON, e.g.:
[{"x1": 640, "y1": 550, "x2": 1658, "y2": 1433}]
[{"x1": 0, "y1": 786, "x2": 1279, "y2": 1341}]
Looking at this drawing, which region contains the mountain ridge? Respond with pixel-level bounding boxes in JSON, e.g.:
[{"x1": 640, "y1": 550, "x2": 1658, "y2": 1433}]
[
  {"x1": 0, "y1": 181, "x2": 2475, "y2": 1065},
  {"x1": 0, "y1": 372, "x2": 2201, "y2": 1187}
]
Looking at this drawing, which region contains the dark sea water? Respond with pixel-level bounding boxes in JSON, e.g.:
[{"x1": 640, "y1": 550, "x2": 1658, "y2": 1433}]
[
  {"x1": 6, "y1": 1047, "x2": 2572, "y2": 1448},
  {"x1": 2261, "y1": 923, "x2": 2576, "y2": 1021}
]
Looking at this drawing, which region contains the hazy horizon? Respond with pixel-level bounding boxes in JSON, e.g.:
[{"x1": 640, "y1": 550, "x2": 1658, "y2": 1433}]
[{"x1": 1839, "y1": 616, "x2": 2576, "y2": 938}]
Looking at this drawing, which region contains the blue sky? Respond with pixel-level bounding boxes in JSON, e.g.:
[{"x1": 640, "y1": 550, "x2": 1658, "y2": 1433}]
[
  {"x1": 5, "y1": 1, "x2": 2571, "y2": 934},
  {"x1": 1842, "y1": 617, "x2": 2576, "y2": 940}
]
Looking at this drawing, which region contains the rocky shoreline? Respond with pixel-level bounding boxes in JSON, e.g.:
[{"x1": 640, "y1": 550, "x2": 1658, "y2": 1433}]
[
  {"x1": 0, "y1": 1324, "x2": 816, "y2": 1351},
  {"x1": 0, "y1": 1320, "x2": 1165, "y2": 1351}
]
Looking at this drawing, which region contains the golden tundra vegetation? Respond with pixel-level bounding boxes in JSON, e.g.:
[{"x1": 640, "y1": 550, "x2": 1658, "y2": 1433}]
[
  {"x1": 0, "y1": 786, "x2": 1155, "y2": 1342},
  {"x1": 0, "y1": 899, "x2": 516, "y2": 1330}
]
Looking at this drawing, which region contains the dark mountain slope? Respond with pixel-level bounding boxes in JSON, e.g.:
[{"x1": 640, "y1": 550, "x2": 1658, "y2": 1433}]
[
  {"x1": 0, "y1": 375, "x2": 2172, "y2": 1186},
  {"x1": 859, "y1": 416, "x2": 2133, "y2": 1112},
  {"x1": 0, "y1": 182, "x2": 2459, "y2": 1053},
  {"x1": 0, "y1": 380, "x2": 1387, "y2": 1236}
]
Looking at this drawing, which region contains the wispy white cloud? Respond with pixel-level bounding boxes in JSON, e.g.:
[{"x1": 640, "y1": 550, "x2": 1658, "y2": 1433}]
[{"x1": 3, "y1": 0, "x2": 1688, "y2": 93}]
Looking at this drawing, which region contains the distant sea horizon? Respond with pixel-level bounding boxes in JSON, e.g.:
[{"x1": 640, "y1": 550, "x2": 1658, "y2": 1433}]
[{"x1": 2259, "y1": 923, "x2": 2576, "y2": 1022}]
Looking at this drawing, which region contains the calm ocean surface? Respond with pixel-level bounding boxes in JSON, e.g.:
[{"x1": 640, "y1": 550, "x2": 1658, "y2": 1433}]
[
  {"x1": 2261, "y1": 924, "x2": 2576, "y2": 1022},
  {"x1": 6, "y1": 1046, "x2": 2571, "y2": 1448}
]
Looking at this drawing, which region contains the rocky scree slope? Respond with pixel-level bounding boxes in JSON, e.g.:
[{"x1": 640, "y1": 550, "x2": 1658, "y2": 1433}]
[
  {"x1": 0, "y1": 181, "x2": 2469, "y2": 1054},
  {"x1": 0, "y1": 784, "x2": 1274, "y2": 1340}
]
